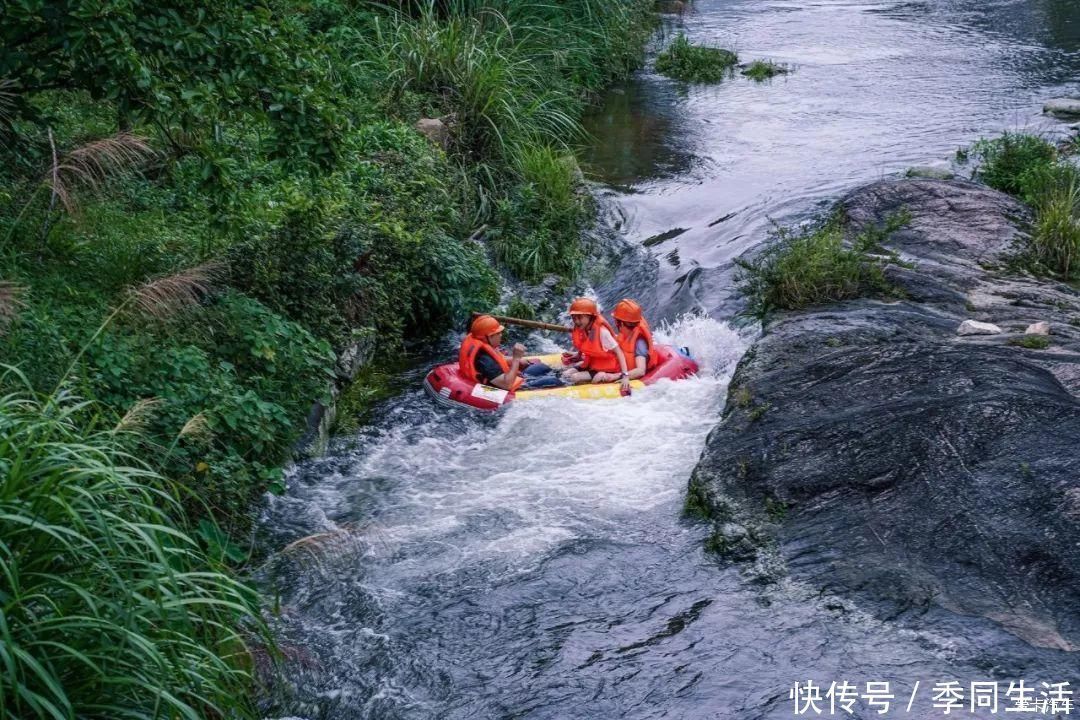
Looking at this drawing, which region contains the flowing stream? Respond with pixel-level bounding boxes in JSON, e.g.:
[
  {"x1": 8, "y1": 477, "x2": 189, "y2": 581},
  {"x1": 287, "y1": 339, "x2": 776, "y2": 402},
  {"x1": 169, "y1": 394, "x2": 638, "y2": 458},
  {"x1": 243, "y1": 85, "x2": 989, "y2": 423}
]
[{"x1": 259, "y1": 1, "x2": 1080, "y2": 717}]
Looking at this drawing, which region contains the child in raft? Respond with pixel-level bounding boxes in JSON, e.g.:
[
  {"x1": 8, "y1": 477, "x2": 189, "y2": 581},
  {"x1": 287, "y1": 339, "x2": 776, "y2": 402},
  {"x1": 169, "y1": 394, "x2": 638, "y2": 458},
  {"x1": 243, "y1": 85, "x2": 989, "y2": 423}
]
[{"x1": 560, "y1": 297, "x2": 632, "y2": 395}]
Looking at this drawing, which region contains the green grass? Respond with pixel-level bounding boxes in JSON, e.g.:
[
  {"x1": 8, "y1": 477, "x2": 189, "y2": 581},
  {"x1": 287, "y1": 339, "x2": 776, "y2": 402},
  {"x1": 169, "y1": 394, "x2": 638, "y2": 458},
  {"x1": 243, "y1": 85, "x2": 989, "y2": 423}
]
[
  {"x1": 1009, "y1": 334, "x2": 1051, "y2": 349},
  {"x1": 0, "y1": 375, "x2": 265, "y2": 719},
  {"x1": 965, "y1": 131, "x2": 1057, "y2": 197},
  {"x1": 491, "y1": 145, "x2": 592, "y2": 280},
  {"x1": 374, "y1": 6, "x2": 580, "y2": 165},
  {"x1": 964, "y1": 132, "x2": 1080, "y2": 279},
  {"x1": 656, "y1": 34, "x2": 738, "y2": 83},
  {"x1": 1020, "y1": 163, "x2": 1080, "y2": 278},
  {"x1": 735, "y1": 212, "x2": 909, "y2": 319},
  {"x1": 741, "y1": 60, "x2": 790, "y2": 81}
]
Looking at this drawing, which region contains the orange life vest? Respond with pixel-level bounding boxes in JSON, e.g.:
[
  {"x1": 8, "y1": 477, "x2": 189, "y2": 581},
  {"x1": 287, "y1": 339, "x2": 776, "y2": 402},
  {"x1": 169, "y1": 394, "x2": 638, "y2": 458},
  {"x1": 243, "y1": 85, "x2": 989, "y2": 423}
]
[
  {"x1": 617, "y1": 321, "x2": 659, "y2": 372},
  {"x1": 458, "y1": 335, "x2": 524, "y2": 391},
  {"x1": 571, "y1": 317, "x2": 621, "y2": 373}
]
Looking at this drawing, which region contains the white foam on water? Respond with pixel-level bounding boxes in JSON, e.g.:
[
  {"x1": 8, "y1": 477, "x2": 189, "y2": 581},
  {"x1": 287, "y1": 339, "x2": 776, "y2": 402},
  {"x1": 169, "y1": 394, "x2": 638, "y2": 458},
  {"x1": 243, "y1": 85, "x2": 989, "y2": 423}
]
[{"x1": 330, "y1": 315, "x2": 749, "y2": 581}]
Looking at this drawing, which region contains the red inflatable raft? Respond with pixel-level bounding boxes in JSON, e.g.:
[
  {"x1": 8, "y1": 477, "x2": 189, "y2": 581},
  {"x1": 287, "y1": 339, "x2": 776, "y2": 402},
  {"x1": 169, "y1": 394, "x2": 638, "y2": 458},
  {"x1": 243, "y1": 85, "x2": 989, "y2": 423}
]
[{"x1": 423, "y1": 345, "x2": 699, "y2": 412}]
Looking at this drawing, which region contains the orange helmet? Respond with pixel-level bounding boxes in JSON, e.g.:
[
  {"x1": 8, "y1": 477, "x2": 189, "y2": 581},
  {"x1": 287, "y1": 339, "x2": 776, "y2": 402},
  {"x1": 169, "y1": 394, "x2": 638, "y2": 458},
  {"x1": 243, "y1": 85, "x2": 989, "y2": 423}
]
[
  {"x1": 470, "y1": 314, "x2": 504, "y2": 340},
  {"x1": 569, "y1": 297, "x2": 599, "y2": 316},
  {"x1": 613, "y1": 299, "x2": 643, "y2": 324}
]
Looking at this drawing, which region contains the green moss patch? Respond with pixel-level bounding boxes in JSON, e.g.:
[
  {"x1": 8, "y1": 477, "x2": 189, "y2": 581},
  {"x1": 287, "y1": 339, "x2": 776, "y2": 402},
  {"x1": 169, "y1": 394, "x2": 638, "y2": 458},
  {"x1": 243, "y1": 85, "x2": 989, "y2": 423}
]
[{"x1": 1009, "y1": 335, "x2": 1051, "y2": 349}]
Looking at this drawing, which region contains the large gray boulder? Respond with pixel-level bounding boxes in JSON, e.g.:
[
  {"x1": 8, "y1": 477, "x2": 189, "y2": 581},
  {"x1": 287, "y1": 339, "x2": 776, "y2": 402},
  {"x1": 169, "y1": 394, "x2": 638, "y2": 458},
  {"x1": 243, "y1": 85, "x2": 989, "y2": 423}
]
[{"x1": 690, "y1": 179, "x2": 1080, "y2": 654}]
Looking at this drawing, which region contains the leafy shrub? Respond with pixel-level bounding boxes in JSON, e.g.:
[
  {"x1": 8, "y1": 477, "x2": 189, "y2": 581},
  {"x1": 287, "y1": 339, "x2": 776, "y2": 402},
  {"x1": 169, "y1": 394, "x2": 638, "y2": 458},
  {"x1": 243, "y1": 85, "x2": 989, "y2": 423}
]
[
  {"x1": 228, "y1": 199, "x2": 364, "y2": 344},
  {"x1": 66, "y1": 292, "x2": 335, "y2": 530},
  {"x1": 0, "y1": 377, "x2": 264, "y2": 719},
  {"x1": 967, "y1": 132, "x2": 1057, "y2": 197},
  {"x1": 2, "y1": 0, "x2": 343, "y2": 169},
  {"x1": 736, "y1": 212, "x2": 908, "y2": 319},
  {"x1": 656, "y1": 34, "x2": 738, "y2": 83}
]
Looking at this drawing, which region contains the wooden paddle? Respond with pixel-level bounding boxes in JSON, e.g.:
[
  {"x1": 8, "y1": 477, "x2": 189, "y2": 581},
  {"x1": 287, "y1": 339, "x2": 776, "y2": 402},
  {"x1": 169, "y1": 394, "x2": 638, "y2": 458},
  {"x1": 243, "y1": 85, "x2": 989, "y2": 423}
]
[{"x1": 472, "y1": 312, "x2": 571, "y2": 334}]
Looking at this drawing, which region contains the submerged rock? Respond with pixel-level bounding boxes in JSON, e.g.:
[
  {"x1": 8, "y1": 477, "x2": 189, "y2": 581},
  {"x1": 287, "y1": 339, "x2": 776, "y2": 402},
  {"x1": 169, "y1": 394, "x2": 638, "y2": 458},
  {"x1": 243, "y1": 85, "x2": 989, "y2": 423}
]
[
  {"x1": 1043, "y1": 97, "x2": 1080, "y2": 118},
  {"x1": 905, "y1": 165, "x2": 954, "y2": 180},
  {"x1": 691, "y1": 178, "x2": 1080, "y2": 653}
]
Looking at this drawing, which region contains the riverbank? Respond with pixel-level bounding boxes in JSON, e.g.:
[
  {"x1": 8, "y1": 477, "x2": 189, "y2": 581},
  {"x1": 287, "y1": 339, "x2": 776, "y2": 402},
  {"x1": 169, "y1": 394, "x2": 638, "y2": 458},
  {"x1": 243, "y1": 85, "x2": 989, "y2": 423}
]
[
  {"x1": 690, "y1": 176, "x2": 1080, "y2": 664},
  {"x1": 0, "y1": 2, "x2": 655, "y2": 716}
]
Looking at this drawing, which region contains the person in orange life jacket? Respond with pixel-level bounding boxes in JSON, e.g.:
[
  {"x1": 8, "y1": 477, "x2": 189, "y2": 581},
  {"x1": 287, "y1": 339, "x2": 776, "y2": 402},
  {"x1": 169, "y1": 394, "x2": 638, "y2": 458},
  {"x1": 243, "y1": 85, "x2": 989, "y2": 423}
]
[
  {"x1": 459, "y1": 315, "x2": 562, "y2": 391},
  {"x1": 612, "y1": 298, "x2": 659, "y2": 380},
  {"x1": 561, "y1": 297, "x2": 631, "y2": 394}
]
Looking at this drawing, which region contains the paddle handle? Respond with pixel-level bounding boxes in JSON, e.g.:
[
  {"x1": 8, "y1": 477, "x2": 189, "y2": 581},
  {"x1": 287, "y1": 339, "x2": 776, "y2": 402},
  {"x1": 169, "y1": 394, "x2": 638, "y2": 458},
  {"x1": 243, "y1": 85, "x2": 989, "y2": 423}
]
[{"x1": 472, "y1": 312, "x2": 571, "y2": 334}]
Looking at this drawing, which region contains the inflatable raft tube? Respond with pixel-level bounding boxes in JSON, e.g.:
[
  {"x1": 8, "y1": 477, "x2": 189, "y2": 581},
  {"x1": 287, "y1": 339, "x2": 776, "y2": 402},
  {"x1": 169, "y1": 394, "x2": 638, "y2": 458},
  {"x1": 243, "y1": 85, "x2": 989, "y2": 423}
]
[{"x1": 423, "y1": 345, "x2": 699, "y2": 412}]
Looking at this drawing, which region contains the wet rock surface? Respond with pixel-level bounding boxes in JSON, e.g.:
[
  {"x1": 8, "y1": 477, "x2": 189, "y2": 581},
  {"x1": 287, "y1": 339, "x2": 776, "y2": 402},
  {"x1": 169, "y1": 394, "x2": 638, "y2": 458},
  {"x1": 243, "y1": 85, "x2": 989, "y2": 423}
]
[
  {"x1": 690, "y1": 178, "x2": 1080, "y2": 656},
  {"x1": 1043, "y1": 97, "x2": 1080, "y2": 118}
]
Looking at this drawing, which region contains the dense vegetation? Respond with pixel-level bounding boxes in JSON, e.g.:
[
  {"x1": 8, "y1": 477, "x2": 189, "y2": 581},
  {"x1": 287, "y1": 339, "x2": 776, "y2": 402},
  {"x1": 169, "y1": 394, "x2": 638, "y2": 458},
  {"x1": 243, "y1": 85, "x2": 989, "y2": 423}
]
[
  {"x1": 735, "y1": 212, "x2": 909, "y2": 320},
  {"x1": 656, "y1": 33, "x2": 738, "y2": 82},
  {"x1": 963, "y1": 131, "x2": 1080, "y2": 278},
  {"x1": 0, "y1": 377, "x2": 264, "y2": 719},
  {"x1": 0, "y1": 1, "x2": 655, "y2": 716}
]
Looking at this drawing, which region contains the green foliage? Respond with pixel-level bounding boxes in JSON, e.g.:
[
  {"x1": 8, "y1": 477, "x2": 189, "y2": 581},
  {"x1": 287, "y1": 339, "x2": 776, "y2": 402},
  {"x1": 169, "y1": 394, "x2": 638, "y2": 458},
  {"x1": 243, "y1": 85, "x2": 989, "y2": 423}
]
[
  {"x1": 371, "y1": 0, "x2": 653, "y2": 167},
  {"x1": 2, "y1": 285, "x2": 334, "y2": 533},
  {"x1": 227, "y1": 197, "x2": 364, "y2": 344},
  {"x1": 96, "y1": 293, "x2": 333, "y2": 528},
  {"x1": 741, "y1": 60, "x2": 790, "y2": 81},
  {"x1": 736, "y1": 212, "x2": 909, "y2": 319},
  {"x1": 2, "y1": 0, "x2": 343, "y2": 169},
  {"x1": 491, "y1": 146, "x2": 592, "y2": 280},
  {"x1": 764, "y1": 495, "x2": 789, "y2": 522},
  {"x1": 0, "y1": 1, "x2": 658, "y2": 713},
  {"x1": 373, "y1": 4, "x2": 580, "y2": 165},
  {"x1": 656, "y1": 34, "x2": 738, "y2": 83},
  {"x1": 683, "y1": 483, "x2": 712, "y2": 520},
  {"x1": 1019, "y1": 163, "x2": 1080, "y2": 278},
  {"x1": 967, "y1": 132, "x2": 1057, "y2": 197},
  {"x1": 0, "y1": 378, "x2": 264, "y2": 719},
  {"x1": 1009, "y1": 334, "x2": 1051, "y2": 349},
  {"x1": 333, "y1": 362, "x2": 408, "y2": 434},
  {"x1": 965, "y1": 133, "x2": 1080, "y2": 279},
  {"x1": 505, "y1": 296, "x2": 537, "y2": 320}
]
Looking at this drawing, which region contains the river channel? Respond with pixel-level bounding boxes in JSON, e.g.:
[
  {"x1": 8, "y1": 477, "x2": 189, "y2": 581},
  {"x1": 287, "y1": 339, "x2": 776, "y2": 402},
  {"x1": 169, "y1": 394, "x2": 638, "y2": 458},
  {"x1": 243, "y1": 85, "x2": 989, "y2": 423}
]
[{"x1": 259, "y1": 1, "x2": 1080, "y2": 717}]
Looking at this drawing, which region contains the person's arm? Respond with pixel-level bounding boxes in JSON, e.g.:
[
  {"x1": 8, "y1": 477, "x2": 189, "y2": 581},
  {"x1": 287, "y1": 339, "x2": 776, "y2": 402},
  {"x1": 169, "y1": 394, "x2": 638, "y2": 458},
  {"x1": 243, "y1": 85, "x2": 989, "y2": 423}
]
[
  {"x1": 591, "y1": 344, "x2": 631, "y2": 392},
  {"x1": 614, "y1": 346, "x2": 630, "y2": 393},
  {"x1": 627, "y1": 338, "x2": 648, "y2": 380},
  {"x1": 491, "y1": 343, "x2": 525, "y2": 390}
]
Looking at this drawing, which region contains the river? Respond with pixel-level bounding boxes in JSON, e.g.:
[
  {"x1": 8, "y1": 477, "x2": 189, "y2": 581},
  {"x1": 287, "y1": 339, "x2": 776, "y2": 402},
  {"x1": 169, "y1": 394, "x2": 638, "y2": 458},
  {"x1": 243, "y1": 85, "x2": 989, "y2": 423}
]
[{"x1": 259, "y1": 1, "x2": 1080, "y2": 717}]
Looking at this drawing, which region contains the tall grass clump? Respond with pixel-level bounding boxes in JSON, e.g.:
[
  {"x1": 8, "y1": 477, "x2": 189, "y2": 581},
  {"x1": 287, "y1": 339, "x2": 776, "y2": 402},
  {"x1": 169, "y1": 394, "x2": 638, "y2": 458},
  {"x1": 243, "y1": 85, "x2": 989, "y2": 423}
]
[
  {"x1": 491, "y1": 145, "x2": 591, "y2": 280},
  {"x1": 373, "y1": 4, "x2": 580, "y2": 165},
  {"x1": 656, "y1": 34, "x2": 738, "y2": 83},
  {"x1": 1024, "y1": 163, "x2": 1080, "y2": 277},
  {"x1": 483, "y1": 0, "x2": 657, "y2": 92},
  {"x1": 736, "y1": 212, "x2": 908, "y2": 319},
  {"x1": 0, "y1": 374, "x2": 265, "y2": 720},
  {"x1": 966, "y1": 131, "x2": 1057, "y2": 197},
  {"x1": 963, "y1": 132, "x2": 1080, "y2": 279}
]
